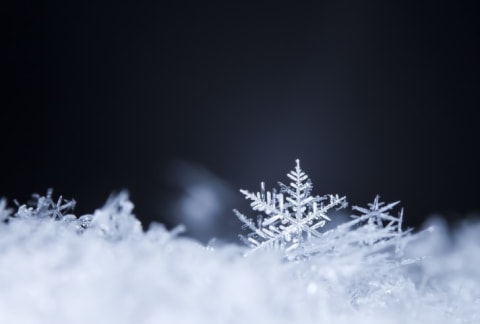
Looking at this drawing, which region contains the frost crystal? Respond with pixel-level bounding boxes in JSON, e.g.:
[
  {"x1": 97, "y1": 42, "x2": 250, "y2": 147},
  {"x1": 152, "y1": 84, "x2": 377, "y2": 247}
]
[
  {"x1": 234, "y1": 159, "x2": 347, "y2": 254},
  {"x1": 351, "y1": 195, "x2": 402, "y2": 230},
  {"x1": 13, "y1": 189, "x2": 76, "y2": 220},
  {"x1": 350, "y1": 195, "x2": 407, "y2": 255},
  {"x1": 300, "y1": 195, "x2": 409, "y2": 259}
]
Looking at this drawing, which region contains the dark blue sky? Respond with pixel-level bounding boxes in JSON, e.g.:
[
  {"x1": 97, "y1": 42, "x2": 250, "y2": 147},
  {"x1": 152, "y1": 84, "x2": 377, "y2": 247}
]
[{"x1": 4, "y1": 1, "x2": 480, "y2": 229}]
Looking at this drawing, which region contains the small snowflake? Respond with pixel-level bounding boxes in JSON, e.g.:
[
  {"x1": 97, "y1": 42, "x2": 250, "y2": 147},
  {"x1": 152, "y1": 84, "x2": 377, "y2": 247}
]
[
  {"x1": 351, "y1": 195, "x2": 401, "y2": 229},
  {"x1": 13, "y1": 189, "x2": 76, "y2": 220},
  {"x1": 350, "y1": 195, "x2": 406, "y2": 256},
  {"x1": 234, "y1": 159, "x2": 347, "y2": 253}
]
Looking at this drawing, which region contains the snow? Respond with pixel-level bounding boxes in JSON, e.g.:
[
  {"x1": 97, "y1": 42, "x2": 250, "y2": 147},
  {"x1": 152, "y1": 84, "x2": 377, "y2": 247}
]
[{"x1": 0, "y1": 191, "x2": 479, "y2": 324}]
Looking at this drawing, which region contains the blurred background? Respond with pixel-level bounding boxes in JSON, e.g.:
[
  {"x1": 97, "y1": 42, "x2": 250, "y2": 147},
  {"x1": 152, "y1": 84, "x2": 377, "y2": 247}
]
[{"x1": 4, "y1": 1, "x2": 479, "y2": 241}]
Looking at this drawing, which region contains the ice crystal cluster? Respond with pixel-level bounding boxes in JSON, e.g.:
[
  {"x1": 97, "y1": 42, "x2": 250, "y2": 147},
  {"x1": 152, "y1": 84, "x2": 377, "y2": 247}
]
[
  {"x1": 235, "y1": 160, "x2": 409, "y2": 260},
  {"x1": 0, "y1": 161, "x2": 479, "y2": 324}
]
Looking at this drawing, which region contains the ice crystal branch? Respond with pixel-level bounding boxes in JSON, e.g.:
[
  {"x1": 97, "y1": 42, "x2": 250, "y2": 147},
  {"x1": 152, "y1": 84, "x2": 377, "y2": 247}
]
[
  {"x1": 300, "y1": 195, "x2": 409, "y2": 259},
  {"x1": 234, "y1": 159, "x2": 347, "y2": 254},
  {"x1": 13, "y1": 189, "x2": 76, "y2": 220}
]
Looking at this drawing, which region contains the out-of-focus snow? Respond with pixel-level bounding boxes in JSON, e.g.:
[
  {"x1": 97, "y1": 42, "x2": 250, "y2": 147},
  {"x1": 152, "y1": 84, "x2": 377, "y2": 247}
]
[
  {"x1": 0, "y1": 194, "x2": 479, "y2": 324},
  {"x1": 164, "y1": 161, "x2": 239, "y2": 242}
]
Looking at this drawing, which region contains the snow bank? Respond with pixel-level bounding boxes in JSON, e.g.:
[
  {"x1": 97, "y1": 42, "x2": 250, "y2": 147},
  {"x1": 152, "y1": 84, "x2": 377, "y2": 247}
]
[{"x1": 0, "y1": 194, "x2": 478, "y2": 324}]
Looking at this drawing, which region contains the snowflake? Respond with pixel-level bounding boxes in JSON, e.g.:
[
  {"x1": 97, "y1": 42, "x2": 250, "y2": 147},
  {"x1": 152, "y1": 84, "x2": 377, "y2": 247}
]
[
  {"x1": 350, "y1": 195, "x2": 402, "y2": 230},
  {"x1": 234, "y1": 159, "x2": 347, "y2": 254},
  {"x1": 13, "y1": 189, "x2": 76, "y2": 220},
  {"x1": 348, "y1": 195, "x2": 407, "y2": 257}
]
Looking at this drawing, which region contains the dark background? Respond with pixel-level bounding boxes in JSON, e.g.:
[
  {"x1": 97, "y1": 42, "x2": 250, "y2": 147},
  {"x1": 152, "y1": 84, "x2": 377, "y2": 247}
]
[{"x1": 3, "y1": 1, "x2": 479, "y2": 236}]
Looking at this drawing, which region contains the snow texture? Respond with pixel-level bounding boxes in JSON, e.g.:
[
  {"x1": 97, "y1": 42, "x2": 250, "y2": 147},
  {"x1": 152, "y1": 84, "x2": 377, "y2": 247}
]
[{"x1": 0, "y1": 189, "x2": 479, "y2": 323}]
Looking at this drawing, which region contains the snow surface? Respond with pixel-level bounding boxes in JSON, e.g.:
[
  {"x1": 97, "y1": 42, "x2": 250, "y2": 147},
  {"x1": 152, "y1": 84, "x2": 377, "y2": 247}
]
[{"x1": 0, "y1": 194, "x2": 479, "y2": 324}]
